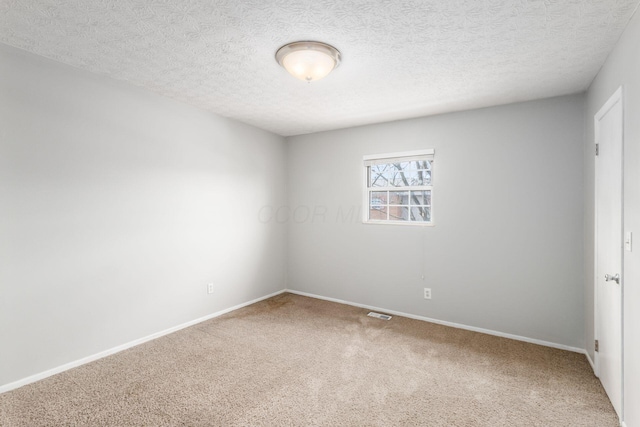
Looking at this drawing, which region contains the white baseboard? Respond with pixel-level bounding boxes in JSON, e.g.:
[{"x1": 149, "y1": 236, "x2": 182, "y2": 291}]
[
  {"x1": 286, "y1": 289, "x2": 585, "y2": 354},
  {"x1": 2, "y1": 288, "x2": 589, "y2": 394},
  {"x1": 0, "y1": 289, "x2": 287, "y2": 394}
]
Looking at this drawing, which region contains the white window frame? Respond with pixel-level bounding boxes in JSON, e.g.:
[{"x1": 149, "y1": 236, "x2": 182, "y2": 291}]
[{"x1": 362, "y1": 149, "x2": 434, "y2": 226}]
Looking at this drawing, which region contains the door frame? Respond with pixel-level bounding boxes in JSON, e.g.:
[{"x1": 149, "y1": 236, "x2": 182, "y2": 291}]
[{"x1": 593, "y1": 85, "x2": 624, "y2": 416}]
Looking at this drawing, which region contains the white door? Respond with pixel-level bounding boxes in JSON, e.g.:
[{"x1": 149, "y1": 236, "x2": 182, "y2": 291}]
[{"x1": 594, "y1": 87, "x2": 623, "y2": 418}]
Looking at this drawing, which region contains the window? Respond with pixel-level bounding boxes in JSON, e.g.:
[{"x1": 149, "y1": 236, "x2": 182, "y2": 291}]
[{"x1": 363, "y1": 149, "x2": 434, "y2": 225}]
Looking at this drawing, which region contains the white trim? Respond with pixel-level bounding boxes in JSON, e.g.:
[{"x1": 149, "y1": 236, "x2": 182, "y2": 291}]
[
  {"x1": 593, "y1": 86, "x2": 624, "y2": 417},
  {"x1": 363, "y1": 149, "x2": 435, "y2": 226},
  {"x1": 363, "y1": 219, "x2": 435, "y2": 227},
  {"x1": 1, "y1": 287, "x2": 591, "y2": 395},
  {"x1": 594, "y1": 99, "x2": 600, "y2": 377},
  {"x1": 286, "y1": 289, "x2": 584, "y2": 353},
  {"x1": 0, "y1": 289, "x2": 287, "y2": 394}
]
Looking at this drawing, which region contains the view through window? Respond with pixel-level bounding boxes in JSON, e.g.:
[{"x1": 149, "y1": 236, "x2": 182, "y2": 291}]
[{"x1": 363, "y1": 149, "x2": 434, "y2": 225}]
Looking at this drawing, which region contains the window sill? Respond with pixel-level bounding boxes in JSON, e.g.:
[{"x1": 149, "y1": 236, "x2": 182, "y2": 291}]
[{"x1": 362, "y1": 220, "x2": 434, "y2": 227}]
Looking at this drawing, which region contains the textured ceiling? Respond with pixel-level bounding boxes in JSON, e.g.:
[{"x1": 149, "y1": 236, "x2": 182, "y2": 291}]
[{"x1": 1, "y1": 1, "x2": 639, "y2": 136}]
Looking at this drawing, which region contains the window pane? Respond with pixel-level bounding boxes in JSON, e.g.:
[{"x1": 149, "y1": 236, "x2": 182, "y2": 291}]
[
  {"x1": 370, "y1": 191, "x2": 387, "y2": 209},
  {"x1": 369, "y1": 160, "x2": 433, "y2": 188},
  {"x1": 410, "y1": 206, "x2": 430, "y2": 221},
  {"x1": 410, "y1": 190, "x2": 431, "y2": 206},
  {"x1": 416, "y1": 170, "x2": 431, "y2": 185},
  {"x1": 369, "y1": 166, "x2": 390, "y2": 187},
  {"x1": 400, "y1": 171, "x2": 414, "y2": 185},
  {"x1": 389, "y1": 191, "x2": 409, "y2": 205},
  {"x1": 389, "y1": 206, "x2": 409, "y2": 221},
  {"x1": 364, "y1": 151, "x2": 433, "y2": 225},
  {"x1": 387, "y1": 172, "x2": 399, "y2": 186},
  {"x1": 369, "y1": 205, "x2": 388, "y2": 221}
]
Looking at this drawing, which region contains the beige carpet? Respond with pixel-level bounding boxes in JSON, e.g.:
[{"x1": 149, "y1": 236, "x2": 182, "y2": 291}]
[{"x1": 0, "y1": 293, "x2": 618, "y2": 426}]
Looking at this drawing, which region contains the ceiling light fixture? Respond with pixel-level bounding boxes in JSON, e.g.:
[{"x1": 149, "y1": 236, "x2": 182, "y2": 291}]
[{"x1": 275, "y1": 41, "x2": 341, "y2": 82}]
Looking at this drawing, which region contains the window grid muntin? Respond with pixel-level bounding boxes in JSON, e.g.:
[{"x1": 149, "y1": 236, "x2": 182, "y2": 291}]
[
  {"x1": 367, "y1": 187, "x2": 432, "y2": 222},
  {"x1": 365, "y1": 154, "x2": 433, "y2": 225}
]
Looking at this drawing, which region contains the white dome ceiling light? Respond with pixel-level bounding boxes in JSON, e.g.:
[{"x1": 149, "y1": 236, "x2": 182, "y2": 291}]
[{"x1": 275, "y1": 41, "x2": 341, "y2": 82}]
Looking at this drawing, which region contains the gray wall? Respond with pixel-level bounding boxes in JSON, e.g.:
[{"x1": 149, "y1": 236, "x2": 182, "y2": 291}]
[
  {"x1": 287, "y1": 95, "x2": 585, "y2": 349},
  {"x1": 584, "y1": 8, "x2": 640, "y2": 426},
  {"x1": 0, "y1": 44, "x2": 287, "y2": 387}
]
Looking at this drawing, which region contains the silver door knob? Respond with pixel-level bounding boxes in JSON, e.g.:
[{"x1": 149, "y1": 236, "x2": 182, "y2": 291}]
[{"x1": 605, "y1": 273, "x2": 620, "y2": 284}]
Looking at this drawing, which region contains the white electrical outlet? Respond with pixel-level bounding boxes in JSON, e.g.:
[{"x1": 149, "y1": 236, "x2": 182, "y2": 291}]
[
  {"x1": 207, "y1": 283, "x2": 214, "y2": 294},
  {"x1": 423, "y1": 288, "x2": 432, "y2": 300}
]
